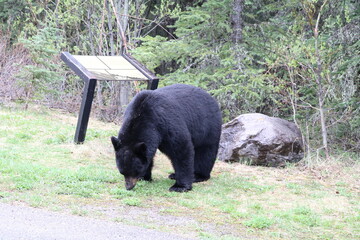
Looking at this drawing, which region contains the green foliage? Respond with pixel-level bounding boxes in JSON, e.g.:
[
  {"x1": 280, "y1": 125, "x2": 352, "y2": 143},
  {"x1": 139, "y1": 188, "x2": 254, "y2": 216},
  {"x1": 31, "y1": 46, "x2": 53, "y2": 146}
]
[
  {"x1": 134, "y1": 0, "x2": 359, "y2": 152},
  {"x1": 133, "y1": 0, "x2": 277, "y2": 120},
  {"x1": 0, "y1": 0, "x2": 32, "y2": 41},
  {"x1": 17, "y1": 22, "x2": 63, "y2": 106}
]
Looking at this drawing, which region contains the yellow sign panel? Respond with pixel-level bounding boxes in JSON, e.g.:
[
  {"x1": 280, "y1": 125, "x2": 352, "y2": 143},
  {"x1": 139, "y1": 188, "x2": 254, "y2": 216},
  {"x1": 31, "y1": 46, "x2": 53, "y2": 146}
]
[{"x1": 73, "y1": 55, "x2": 148, "y2": 81}]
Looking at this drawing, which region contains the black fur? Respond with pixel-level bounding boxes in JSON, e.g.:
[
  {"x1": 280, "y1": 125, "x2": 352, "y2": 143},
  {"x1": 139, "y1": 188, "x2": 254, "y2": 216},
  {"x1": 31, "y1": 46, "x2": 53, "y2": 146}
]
[{"x1": 111, "y1": 84, "x2": 222, "y2": 192}]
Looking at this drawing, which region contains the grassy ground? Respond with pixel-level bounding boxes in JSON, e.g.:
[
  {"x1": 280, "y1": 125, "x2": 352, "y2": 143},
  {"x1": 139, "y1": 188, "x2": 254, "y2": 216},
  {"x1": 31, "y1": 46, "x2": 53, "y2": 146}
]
[{"x1": 0, "y1": 104, "x2": 359, "y2": 239}]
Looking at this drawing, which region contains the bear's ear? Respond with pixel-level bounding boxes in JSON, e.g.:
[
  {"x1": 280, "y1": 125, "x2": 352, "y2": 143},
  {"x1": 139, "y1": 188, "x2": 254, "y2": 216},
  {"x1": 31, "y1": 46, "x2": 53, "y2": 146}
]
[
  {"x1": 111, "y1": 136, "x2": 121, "y2": 151},
  {"x1": 134, "y1": 142, "x2": 147, "y2": 159}
]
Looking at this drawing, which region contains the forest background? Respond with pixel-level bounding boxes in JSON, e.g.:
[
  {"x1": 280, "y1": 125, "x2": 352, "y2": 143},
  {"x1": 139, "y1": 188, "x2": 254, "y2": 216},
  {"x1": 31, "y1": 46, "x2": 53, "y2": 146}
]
[{"x1": 0, "y1": 0, "x2": 359, "y2": 158}]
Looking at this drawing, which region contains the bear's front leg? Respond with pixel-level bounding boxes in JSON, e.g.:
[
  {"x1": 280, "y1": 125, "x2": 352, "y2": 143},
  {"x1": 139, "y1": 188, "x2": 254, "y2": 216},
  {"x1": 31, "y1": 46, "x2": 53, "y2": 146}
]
[
  {"x1": 169, "y1": 146, "x2": 194, "y2": 192},
  {"x1": 142, "y1": 159, "x2": 153, "y2": 181}
]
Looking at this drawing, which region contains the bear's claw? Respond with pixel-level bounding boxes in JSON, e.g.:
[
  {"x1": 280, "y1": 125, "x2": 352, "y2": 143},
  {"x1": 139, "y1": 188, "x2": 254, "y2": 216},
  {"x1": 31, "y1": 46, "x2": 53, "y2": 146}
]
[
  {"x1": 168, "y1": 173, "x2": 176, "y2": 180},
  {"x1": 169, "y1": 183, "x2": 192, "y2": 192}
]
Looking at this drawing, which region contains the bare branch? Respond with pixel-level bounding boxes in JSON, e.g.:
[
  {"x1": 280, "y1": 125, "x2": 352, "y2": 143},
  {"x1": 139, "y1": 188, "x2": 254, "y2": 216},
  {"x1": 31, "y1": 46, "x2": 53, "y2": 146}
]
[{"x1": 108, "y1": 0, "x2": 128, "y2": 53}]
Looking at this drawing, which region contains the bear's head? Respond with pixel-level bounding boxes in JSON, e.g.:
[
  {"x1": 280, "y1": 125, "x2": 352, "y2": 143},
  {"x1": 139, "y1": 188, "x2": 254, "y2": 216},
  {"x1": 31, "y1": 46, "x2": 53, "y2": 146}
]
[{"x1": 111, "y1": 136, "x2": 149, "y2": 190}]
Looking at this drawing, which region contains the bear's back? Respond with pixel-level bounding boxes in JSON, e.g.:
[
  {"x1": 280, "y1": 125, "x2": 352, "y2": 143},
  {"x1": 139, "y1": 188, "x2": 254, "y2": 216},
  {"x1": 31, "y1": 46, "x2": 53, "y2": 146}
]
[
  {"x1": 121, "y1": 84, "x2": 221, "y2": 147},
  {"x1": 152, "y1": 84, "x2": 222, "y2": 146}
]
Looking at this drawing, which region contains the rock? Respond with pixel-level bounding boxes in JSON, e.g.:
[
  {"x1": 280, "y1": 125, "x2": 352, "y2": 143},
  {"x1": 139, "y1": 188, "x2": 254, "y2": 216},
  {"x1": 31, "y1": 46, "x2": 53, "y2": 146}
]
[{"x1": 218, "y1": 113, "x2": 304, "y2": 167}]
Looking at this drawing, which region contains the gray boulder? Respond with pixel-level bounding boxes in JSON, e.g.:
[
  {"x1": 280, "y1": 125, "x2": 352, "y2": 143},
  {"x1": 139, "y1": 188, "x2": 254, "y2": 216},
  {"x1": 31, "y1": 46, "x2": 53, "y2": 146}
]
[{"x1": 218, "y1": 113, "x2": 304, "y2": 167}]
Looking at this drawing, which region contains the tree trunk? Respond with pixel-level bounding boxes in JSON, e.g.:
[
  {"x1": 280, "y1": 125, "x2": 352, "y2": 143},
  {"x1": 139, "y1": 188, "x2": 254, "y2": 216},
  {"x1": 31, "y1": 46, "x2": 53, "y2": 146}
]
[
  {"x1": 133, "y1": 0, "x2": 142, "y2": 42},
  {"x1": 314, "y1": 0, "x2": 329, "y2": 159},
  {"x1": 121, "y1": 0, "x2": 129, "y2": 38},
  {"x1": 231, "y1": 0, "x2": 244, "y2": 45},
  {"x1": 109, "y1": 0, "x2": 128, "y2": 53},
  {"x1": 106, "y1": 0, "x2": 115, "y2": 56},
  {"x1": 87, "y1": 3, "x2": 96, "y2": 55}
]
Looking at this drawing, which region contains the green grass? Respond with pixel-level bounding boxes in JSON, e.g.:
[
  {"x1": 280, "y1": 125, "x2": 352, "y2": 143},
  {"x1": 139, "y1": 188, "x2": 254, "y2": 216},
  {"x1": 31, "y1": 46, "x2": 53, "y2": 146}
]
[
  {"x1": 0, "y1": 104, "x2": 359, "y2": 239},
  {"x1": 244, "y1": 215, "x2": 274, "y2": 229}
]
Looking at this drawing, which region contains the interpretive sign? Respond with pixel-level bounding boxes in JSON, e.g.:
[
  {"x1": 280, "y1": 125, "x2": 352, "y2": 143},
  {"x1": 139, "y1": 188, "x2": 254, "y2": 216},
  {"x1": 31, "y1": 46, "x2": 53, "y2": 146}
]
[{"x1": 61, "y1": 52, "x2": 159, "y2": 144}]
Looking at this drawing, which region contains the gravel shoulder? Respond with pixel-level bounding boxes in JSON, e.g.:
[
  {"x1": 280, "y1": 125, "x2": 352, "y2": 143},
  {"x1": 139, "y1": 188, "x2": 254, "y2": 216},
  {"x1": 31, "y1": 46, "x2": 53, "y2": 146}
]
[{"x1": 0, "y1": 202, "x2": 193, "y2": 240}]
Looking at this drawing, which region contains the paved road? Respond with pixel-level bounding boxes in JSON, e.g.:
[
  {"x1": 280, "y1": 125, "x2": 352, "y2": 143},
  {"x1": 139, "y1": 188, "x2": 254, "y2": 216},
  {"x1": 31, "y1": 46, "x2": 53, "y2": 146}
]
[{"x1": 0, "y1": 202, "x2": 192, "y2": 240}]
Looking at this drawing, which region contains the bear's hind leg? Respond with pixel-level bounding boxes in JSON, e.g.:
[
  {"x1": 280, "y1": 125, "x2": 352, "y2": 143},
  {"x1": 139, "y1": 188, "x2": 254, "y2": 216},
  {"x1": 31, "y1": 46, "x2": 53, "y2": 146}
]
[{"x1": 194, "y1": 145, "x2": 218, "y2": 183}]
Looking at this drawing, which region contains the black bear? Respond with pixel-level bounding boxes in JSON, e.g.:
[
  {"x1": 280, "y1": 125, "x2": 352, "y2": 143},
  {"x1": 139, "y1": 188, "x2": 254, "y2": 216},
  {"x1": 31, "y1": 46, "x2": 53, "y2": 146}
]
[{"x1": 111, "y1": 84, "x2": 222, "y2": 192}]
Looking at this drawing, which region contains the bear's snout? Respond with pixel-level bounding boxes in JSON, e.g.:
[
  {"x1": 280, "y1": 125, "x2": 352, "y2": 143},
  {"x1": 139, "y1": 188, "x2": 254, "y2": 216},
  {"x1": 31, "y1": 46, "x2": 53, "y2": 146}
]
[{"x1": 125, "y1": 177, "x2": 138, "y2": 190}]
